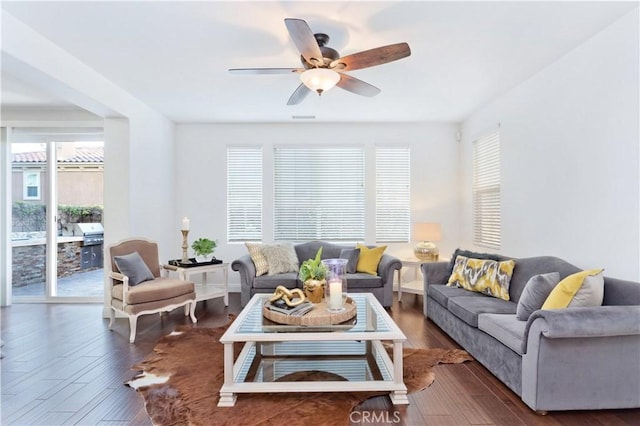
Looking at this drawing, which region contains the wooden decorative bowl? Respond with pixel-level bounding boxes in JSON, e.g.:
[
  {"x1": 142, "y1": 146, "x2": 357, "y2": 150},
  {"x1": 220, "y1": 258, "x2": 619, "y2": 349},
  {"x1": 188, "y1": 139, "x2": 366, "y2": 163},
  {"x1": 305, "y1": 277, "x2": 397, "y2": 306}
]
[{"x1": 263, "y1": 297, "x2": 356, "y2": 326}]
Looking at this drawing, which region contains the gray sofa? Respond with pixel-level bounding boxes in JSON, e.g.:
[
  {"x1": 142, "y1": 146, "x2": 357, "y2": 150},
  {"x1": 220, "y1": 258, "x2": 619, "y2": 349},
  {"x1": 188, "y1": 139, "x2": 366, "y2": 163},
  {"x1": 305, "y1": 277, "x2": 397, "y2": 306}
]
[
  {"x1": 232, "y1": 241, "x2": 401, "y2": 307},
  {"x1": 422, "y1": 254, "x2": 640, "y2": 412}
]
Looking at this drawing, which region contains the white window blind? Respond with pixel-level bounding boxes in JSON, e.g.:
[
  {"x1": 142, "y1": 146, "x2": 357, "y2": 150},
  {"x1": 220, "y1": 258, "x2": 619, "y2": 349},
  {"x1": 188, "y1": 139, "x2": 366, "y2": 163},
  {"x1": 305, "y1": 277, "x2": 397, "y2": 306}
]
[
  {"x1": 274, "y1": 147, "x2": 365, "y2": 241},
  {"x1": 376, "y1": 147, "x2": 410, "y2": 242},
  {"x1": 472, "y1": 129, "x2": 501, "y2": 249},
  {"x1": 227, "y1": 147, "x2": 262, "y2": 242}
]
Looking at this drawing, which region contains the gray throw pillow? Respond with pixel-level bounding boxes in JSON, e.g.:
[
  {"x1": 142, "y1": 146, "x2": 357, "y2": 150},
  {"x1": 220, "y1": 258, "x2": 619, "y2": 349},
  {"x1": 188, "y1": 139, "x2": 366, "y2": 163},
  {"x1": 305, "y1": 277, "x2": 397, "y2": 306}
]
[
  {"x1": 262, "y1": 243, "x2": 299, "y2": 275},
  {"x1": 339, "y1": 248, "x2": 361, "y2": 274},
  {"x1": 516, "y1": 272, "x2": 560, "y2": 321},
  {"x1": 113, "y1": 251, "x2": 155, "y2": 286}
]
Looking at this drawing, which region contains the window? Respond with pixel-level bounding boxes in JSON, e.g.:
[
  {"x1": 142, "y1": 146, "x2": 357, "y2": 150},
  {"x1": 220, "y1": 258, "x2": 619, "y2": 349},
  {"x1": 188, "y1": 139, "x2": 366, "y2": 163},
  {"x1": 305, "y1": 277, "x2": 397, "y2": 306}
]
[
  {"x1": 274, "y1": 147, "x2": 365, "y2": 241},
  {"x1": 23, "y1": 171, "x2": 41, "y2": 200},
  {"x1": 472, "y1": 129, "x2": 501, "y2": 249},
  {"x1": 376, "y1": 147, "x2": 410, "y2": 242},
  {"x1": 227, "y1": 147, "x2": 262, "y2": 242}
]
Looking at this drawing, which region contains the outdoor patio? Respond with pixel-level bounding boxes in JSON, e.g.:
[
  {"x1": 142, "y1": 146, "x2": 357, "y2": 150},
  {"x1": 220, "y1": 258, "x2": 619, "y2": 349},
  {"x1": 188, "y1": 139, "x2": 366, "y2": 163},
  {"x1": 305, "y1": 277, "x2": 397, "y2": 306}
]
[{"x1": 12, "y1": 268, "x2": 104, "y2": 298}]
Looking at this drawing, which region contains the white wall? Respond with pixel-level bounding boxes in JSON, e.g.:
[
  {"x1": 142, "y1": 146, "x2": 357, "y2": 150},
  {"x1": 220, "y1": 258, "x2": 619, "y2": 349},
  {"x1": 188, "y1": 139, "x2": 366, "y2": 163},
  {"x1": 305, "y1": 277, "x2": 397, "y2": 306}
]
[
  {"x1": 2, "y1": 11, "x2": 177, "y2": 309},
  {"x1": 174, "y1": 122, "x2": 460, "y2": 285},
  {"x1": 460, "y1": 10, "x2": 640, "y2": 280}
]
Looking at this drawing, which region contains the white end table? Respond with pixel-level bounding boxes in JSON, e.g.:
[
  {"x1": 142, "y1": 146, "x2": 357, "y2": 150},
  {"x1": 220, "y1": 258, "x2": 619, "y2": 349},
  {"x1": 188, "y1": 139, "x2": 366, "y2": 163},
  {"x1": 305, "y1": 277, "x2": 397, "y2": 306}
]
[
  {"x1": 398, "y1": 258, "x2": 423, "y2": 302},
  {"x1": 165, "y1": 262, "x2": 229, "y2": 306},
  {"x1": 398, "y1": 258, "x2": 449, "y2": 302}
]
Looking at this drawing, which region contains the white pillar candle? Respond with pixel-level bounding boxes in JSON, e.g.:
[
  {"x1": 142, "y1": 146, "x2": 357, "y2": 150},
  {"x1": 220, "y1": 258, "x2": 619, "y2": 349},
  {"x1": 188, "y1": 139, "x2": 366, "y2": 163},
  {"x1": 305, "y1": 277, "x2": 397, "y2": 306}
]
[
  {"x1": 182, "y1": 217, "x2": 190, "y2": 231},
  {"x1": 329, "y1": 279, "x2": 342, "y2": 309}
]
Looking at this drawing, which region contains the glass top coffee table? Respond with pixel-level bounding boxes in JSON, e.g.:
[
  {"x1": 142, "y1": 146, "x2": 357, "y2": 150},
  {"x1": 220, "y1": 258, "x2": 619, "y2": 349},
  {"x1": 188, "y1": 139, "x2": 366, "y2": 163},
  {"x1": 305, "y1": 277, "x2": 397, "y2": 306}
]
[{"x1": 218, "y1": 293, "x2": 408, "y2": 407}]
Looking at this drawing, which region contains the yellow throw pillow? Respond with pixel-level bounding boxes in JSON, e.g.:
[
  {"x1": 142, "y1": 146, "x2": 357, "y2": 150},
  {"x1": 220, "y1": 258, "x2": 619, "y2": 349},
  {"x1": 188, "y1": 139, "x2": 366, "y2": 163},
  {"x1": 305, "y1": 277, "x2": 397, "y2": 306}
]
[
  {"x1": 245, "y1": 242, "x2": 269, "y2": 276},
  {"x1": 541, "y1": 269, "x2": 604, "y2": 310},
  {"x1": 446, "y1": 255, "x2": 515, "y2": 301},
  {"x1": 355, "y1": 244, "x2": 387, "y2": 275}
]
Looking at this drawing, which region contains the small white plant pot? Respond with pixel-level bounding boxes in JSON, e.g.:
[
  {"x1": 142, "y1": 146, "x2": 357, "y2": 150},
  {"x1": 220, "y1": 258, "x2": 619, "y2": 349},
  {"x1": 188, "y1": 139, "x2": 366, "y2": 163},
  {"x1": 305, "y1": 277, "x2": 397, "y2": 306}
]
[{"x1": 195, "y1": 254, "x2": 214, "y2": 263}]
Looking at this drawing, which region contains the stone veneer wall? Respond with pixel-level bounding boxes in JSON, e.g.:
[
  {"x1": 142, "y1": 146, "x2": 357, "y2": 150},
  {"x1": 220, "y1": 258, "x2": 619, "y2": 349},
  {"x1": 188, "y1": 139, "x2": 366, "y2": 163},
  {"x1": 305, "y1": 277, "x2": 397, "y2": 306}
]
[
  {"x1": 12, "y1": 241, "x2": 85, "y2": 286},
  {"x1": 12, "y1": 245, "x2": 46, "y2": 286}
]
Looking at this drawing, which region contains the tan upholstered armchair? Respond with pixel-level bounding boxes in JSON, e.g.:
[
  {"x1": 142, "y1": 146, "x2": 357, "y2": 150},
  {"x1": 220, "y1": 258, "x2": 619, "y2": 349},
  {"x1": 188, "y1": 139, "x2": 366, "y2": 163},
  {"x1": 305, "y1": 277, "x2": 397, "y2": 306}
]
[{"x1": 106, "y1": 238, "x2": 197, "y2": 343}]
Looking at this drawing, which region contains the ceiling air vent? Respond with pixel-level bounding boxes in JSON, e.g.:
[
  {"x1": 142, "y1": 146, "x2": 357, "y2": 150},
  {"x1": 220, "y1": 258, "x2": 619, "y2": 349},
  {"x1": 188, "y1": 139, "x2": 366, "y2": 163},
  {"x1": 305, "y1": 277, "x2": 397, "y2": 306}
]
[{"x1": 292, "y1": 115, "x2": 316, "y2": 120}]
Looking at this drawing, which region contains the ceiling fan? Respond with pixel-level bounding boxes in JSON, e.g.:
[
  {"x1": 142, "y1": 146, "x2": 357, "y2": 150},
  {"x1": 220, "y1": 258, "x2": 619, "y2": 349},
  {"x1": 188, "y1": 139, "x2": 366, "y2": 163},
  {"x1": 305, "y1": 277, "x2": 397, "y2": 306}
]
[{"x1": 229, "y1": 18, "x2": 411, "y2": 105}]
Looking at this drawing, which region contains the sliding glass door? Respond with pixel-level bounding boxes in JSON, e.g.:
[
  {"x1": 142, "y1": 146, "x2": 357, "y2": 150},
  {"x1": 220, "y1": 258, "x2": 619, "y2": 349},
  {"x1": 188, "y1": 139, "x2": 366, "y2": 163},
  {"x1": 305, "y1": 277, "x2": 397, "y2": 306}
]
[
  {"x1": 11, "y1": 142, "x2": 48, "y2": 298},
  {"x1": 10, "y1": 134, "x2": 104, "y2": 302}
]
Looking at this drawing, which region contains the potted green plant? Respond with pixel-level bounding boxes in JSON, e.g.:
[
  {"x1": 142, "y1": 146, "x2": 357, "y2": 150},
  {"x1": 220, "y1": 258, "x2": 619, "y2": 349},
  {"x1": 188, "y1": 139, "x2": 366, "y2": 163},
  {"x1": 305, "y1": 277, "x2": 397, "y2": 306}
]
[
  {"x1": 299, "y1": 247, "x2": 327, "y2": 303},
  {"x1": 191, "y1": 237, "x2": 217, "y2": 262}
]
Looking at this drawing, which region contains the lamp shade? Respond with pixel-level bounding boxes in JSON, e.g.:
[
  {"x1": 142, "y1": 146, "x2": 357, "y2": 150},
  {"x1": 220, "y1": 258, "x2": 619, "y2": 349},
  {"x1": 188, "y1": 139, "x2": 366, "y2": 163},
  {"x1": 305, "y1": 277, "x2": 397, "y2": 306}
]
[
  {"x1": 413, "y1": 223, "x2": 442, "y2": 242},
  {"x1": 300, "y1": 68, "x2": 340, "y2": 95}
]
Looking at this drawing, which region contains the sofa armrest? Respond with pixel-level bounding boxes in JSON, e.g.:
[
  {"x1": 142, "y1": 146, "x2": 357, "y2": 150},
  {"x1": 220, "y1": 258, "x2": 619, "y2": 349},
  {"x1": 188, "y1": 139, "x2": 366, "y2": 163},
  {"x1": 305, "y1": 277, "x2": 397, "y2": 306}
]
[
  {"x1": 231, "y1": 254, "x2": 257, "y2": 306},
  {"x1": 377, "y1": 254, "x2": 402, "y2": 285},
  {"x1": 376, "y1": 254, "x2": 401, "y2": 308},
  {"x1": 421, "y1": 261, "x2": 449, "y2": 288},
  {"x1": 525, "y1": 305, "x2": 640, "y2": 341},
  {"x1": 522, "y1": 305, "x2": 640, "y2": 411}
]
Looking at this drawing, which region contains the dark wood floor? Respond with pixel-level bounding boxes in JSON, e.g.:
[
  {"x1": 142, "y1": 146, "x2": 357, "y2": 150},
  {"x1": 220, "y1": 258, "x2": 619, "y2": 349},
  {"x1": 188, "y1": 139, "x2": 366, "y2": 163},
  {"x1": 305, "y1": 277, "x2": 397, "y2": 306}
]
[{"x1": 1, "y1": 294, "x2": 638, "y2": 425}]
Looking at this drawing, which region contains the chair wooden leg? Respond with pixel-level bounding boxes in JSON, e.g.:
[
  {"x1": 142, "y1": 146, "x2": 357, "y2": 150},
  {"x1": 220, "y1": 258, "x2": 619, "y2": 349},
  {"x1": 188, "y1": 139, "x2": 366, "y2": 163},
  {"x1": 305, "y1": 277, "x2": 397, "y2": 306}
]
[
  {"x1": 129, "y1": 315, "x2": 138, "y2": 343},
  {"x1": 189, "y1": 301, "x2": 197, "y2": 323},
  {"x1": 108, "y1": 308, "x2": 115, "y2": 329}
]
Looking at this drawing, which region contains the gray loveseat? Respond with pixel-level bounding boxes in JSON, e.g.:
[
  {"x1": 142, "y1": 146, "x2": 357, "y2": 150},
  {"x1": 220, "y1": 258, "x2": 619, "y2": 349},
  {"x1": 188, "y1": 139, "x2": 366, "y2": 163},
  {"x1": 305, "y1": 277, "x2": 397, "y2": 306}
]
[
  {"x1": 422, "y1": 254, "x2": 640, "y2": 412},
  {"x1": 232, "y1": 241, "x2": 401, "y2": 307}
]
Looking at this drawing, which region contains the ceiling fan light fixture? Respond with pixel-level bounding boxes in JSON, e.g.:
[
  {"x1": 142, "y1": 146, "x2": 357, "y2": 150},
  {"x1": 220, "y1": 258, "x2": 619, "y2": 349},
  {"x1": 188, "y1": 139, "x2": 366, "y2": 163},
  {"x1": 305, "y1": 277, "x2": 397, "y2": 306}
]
[{"x1": 300, "y1": 68, "x2": 340, "y2": 95}]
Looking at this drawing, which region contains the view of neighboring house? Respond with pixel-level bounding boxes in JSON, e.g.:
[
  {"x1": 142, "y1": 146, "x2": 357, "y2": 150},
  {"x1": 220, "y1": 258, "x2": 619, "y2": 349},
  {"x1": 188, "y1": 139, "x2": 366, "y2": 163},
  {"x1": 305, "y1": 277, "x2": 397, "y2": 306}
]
[{"x1": 11, "y1": 144, "x2": 104, "y2": 208}]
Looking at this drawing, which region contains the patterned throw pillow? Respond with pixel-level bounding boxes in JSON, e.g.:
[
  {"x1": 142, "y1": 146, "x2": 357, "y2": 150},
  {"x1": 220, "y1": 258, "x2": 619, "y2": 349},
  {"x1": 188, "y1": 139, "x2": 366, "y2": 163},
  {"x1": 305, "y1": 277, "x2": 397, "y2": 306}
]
[
  {"x1": 262, "y1": 243, "x2": 299, "y2": 275},
  {"x1": 245, "y1": 243, "x2": 269, "y2": 276},
  {"x1": 446, "y1": 255, "x2": 516, "y2": 301}
]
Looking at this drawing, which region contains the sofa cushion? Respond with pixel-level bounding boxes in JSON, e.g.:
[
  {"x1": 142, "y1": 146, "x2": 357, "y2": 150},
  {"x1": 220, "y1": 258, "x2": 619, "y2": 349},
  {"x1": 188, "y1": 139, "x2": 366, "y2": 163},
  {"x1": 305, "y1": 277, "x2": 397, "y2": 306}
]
[
  {"x1": 253, "y1": 272, "x2": 300, "y2": 290},
  {"x1": 340, "y1": 248, "x2": 360, "y2": 274},
  {"x1": 112, "y1": 277, "x2": 194, "y2": 305},
  {"x1": 429, "y1": 284, "x2": 485, "y2": 308},
  {"x1": 542, "y1": 269, "x2": 604, "y2": 309},
  {"x1": 356, "y1": 244, "x2": 387, "y2": 275},
  {"x1": 346, "y1": 273, "x2": 382, "y2": 289},
  {"x1": 262, "y1": 242, "x2": 299, "y2": 275},
  {"x1": 448, "y1": 296, "x2": 517, "y2": 327},
  {"x1": 245, "y1": 243, "x2": 269, "y2": 276},
  {"x1": 516, "y1": 272, "x2": 560, "y2": 321},
  {"x1": 447, "y1": 255, "x2": 516, "y2": 301},
  {"x1": 113, "y1": 251, "x2": 155, "y2": 285},
  {"x1": 478, "y1": 313, "x2": 526, "y2": 355}
]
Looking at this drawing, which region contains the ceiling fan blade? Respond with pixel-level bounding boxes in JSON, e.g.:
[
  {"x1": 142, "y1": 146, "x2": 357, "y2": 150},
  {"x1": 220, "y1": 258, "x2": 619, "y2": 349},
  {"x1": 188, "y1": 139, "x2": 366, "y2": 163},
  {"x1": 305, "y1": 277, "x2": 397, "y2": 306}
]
[
  {"x1": 287, "y1": 83, "x2": 312, "y2": 105},
  {"x1": 229, "y1": 68, "x2": 303, "y2": 75},
  {"x1": 284, "y1": 18, "x2": 323, "y2": 67},
  {"x1": 330, "y1": 42, "x2": 411, "y2": 71},
  {"x1": 336, "y1": 74, "x2": 381, "y2": 97}
]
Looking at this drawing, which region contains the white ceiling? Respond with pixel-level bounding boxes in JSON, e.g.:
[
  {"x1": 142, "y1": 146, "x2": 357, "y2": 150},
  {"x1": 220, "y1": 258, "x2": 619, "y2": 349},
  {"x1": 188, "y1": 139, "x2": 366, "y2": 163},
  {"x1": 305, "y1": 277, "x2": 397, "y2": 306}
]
[{"x1": 1, "y1": 1, "x2": 636, "y2": 123}]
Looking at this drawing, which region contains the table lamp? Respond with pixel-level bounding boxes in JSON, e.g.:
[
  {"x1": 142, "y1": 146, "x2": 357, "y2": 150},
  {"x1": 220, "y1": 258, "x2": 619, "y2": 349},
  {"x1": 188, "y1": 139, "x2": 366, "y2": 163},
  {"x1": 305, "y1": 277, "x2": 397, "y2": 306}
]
[{"x1": 413, "y1": 223, "x2": 442, "y2": 261}]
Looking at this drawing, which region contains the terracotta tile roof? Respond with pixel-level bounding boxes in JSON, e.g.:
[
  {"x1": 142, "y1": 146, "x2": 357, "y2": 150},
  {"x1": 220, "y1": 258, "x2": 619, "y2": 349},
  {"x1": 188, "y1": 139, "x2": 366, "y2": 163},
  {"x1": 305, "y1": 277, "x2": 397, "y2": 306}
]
[{"x1": 12, "y1": 147, "x2": 104, "y2": 163}]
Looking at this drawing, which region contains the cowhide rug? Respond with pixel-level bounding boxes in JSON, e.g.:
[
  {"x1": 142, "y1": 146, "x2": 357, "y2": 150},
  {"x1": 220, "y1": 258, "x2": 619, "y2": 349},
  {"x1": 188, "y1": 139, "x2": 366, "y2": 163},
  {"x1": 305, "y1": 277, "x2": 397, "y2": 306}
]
[{"x1": 127, "y1": 321, "x2": 473, "y2": 426}]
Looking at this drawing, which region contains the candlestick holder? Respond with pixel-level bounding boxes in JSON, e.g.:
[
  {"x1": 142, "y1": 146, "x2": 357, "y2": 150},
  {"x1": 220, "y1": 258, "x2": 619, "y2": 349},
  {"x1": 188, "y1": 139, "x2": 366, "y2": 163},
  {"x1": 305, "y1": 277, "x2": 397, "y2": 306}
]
[{"x1": 181, "y1": 229, "x2": 191, "y2": 264}]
